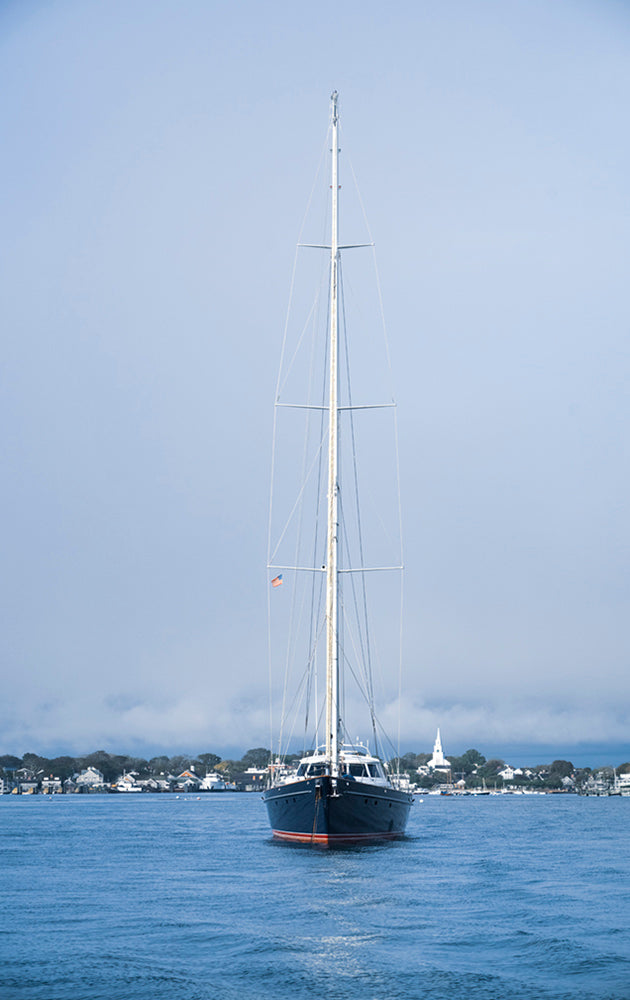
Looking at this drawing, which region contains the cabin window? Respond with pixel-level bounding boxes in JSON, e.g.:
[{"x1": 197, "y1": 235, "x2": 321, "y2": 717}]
[
  {"x1": 307, "y1": 764, "x2": 326, "y2": 777},
  {"x1": 367, "y1": 763, "x2": 383, "y2": 778},
  {"x1": 296, "y1": 764, "x2": 306, "y2": 776},
  {"x1": 349, "y1": 763, "x2": 368, "y2": 777}
]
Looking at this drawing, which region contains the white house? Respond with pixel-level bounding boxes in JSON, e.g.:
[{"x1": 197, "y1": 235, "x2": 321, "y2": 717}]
[
  {"x1": 41, "y1": 776, "x2": 62, "y2": 793},
  {"x1": 498, "y1": 766, "x2": 523, "y2": 781},
  {"x1": 75, "y1": 767, "x2": 105, "y2": 788}
]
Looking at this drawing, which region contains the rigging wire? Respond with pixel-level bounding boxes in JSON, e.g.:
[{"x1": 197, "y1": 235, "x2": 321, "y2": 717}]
[
  {"x1": 347, "y1": 148, "x2": 406, "y2": 768},
  {"x1": 304, "y1": 289, "x2": 330, "y2": 754},
  {"x1": 278, "y1": 258, "x2": 327, "y2": 759},
  {"x1": 338, "y1": 258, "x2": 379, "y2": 753},
  {"x1": 337, "y1": 495, "x2": 377, "y2": 752},
  {"x1": 268, "y1": 429, "x2": 327, "y2": 567},
  {"x1": 278, "y1": 617, "x2": 326, "y2": 757},
  {"x1": 267, "y1": 128, "x2": 331, "y2": 761}
]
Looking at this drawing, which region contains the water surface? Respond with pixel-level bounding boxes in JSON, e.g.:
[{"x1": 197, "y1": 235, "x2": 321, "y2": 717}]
[{"x1": 1, "y1": 794, "x2": 628, "y2": 999}]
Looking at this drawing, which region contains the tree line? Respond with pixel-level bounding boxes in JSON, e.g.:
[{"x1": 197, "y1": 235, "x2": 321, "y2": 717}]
[
  {"x1": 2, "y1": 746, "x2": 628, "y2": 790},
  {"x1": 0, "y1": 747, "x2": 271, "y2": 784}
]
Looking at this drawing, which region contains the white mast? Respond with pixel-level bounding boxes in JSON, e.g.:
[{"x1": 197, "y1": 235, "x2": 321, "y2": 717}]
[{"x1": 325, "y1": 90, "x2": 340, "y2": 775}]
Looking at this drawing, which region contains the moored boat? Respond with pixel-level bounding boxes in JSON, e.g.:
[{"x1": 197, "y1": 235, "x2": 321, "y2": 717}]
[
  {"x1": 262, "y1": 92, "x2": 413, "y2": 846},
  {"x1": 265, "y1": 742, "x2": 412, "y2": 845}
]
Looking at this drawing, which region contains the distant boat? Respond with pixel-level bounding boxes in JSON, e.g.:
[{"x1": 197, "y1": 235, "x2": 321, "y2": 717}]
[
  {"x1": 115, "y1": 773, "x2": 142, "y2": 793},
  {"x1": 262, "y1": 92, "x2": 413, "y2": 846},
  {"x1": 200, "y1": 772, "x2": 228, "y2": 792},
  {"x1": 469, "y1": 779, "x2": 490, "y2": 796}
]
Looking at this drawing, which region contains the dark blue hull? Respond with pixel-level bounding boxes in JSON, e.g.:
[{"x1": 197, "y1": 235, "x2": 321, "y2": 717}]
[{"x1": 262, "y1": 775, "x2": 413, "y2": 845}]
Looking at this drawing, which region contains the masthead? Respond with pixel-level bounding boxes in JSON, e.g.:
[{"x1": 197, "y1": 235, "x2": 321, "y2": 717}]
[{"x1": 331, "y1": 90, "x2": 339, "y2": 124}]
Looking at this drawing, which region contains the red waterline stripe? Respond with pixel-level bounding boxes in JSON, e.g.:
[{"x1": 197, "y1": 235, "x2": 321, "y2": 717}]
[{"x1": 272, "y1": 829, "x2": 400, "y2": 844}]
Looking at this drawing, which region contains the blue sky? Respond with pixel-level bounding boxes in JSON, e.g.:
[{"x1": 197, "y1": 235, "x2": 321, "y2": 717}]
[{"x1": 1, "y1": 1, "x2": 629, "y2": 764}]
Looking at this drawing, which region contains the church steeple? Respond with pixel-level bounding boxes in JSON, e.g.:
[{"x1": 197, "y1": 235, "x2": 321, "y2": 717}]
[{"x1": 428, "y1": 728, "x2": 450, "y2": 770}]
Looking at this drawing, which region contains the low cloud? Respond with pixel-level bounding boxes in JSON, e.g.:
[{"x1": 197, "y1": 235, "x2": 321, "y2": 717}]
[{"x1": 383, "y1": 697, "x2": 630, "y2": 751}]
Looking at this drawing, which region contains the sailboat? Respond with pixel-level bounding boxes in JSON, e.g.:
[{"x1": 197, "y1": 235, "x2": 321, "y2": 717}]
[{"x1": 262, "y1": 92, "x2": 413, "y2": 846}]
